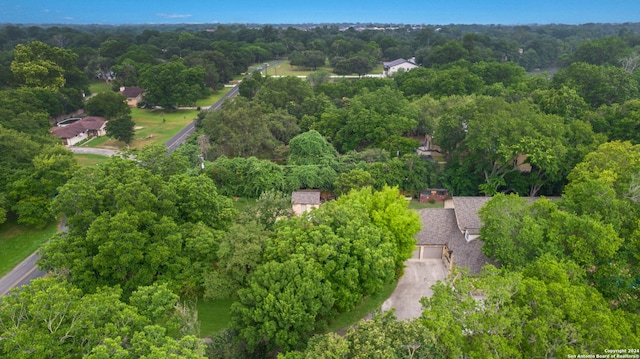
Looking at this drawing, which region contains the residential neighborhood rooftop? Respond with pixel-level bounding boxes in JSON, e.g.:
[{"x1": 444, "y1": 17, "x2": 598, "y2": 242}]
[
  {"x1": 382, "y1": 58, "x2": 417, "y2": 68},
  {"x1": 449, "y1": 196, "x2": 492, "y2": 236},
  {"x1": 415, "y1": 208, "x2": 491, "y2": 273},
  {"x1": 120, "y1": 86, "x2": 143, "y2": 98},
  {"x1": 291, "y1": 190, "x2": 322, "y2": 205},
  {"x1": 50, "y1": 116, "x2": 107, "y2": 139}
]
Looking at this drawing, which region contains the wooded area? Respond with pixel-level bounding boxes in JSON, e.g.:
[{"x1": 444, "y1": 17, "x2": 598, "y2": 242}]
[{"x1": 1, "y1": 22, "x2": 640, "y2": 358}]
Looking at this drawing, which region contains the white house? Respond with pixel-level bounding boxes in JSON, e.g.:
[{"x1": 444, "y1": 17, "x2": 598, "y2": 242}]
[{"x1": 383, "y1": 58, "x2": 419, "y2": 77}]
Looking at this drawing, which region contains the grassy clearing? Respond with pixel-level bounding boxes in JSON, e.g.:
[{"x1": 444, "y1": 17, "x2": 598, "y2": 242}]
[
  {"x1": 88, "y1": 81, "x2": 112, "y2": 94},
  {"x1": 0, "y1": 218, "x2": 58, "y2": 277},
  {"x1": 267, "y1": 61, "x2": 333, "y2": 77},
  {"x1": 325, "y1": 279, "x2": 398, "y2": 333},
  {"x1": 197, "y1": 298, "x2": 234, "y2": 338},
  {"x1": 263, "y1": 61, "x2": 384, "y2": 77},
  {"x1": 73, "y1": 153, "x2": 112, "y2": 167},
  {"x1": 84, "y1": 88, "x2": 231, "y2": 151},
  {"x1": 231, "y1": 197, "x2": 257, "y2": 213},
  {"x1": 84, "y1": 108, "x2": 197, "y2": 150},
  {"x1": 408, "y1": 200, "x2": 445, "y2": 210}
]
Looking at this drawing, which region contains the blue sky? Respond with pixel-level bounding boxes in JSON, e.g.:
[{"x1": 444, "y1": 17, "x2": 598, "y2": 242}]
[{"x1": 1, "y1": 0, "x2": 639, "y2": 25}]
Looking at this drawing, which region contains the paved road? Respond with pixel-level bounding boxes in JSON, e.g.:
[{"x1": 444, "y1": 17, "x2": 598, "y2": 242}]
[
  {"x1": 165, "y1": 81, "x2": 241, "y2": 153},
  {"x1": 0, "y1": 252, "x2": 46, "y2": 296}
]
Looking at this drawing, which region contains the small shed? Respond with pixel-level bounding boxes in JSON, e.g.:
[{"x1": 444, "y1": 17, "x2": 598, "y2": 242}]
[
  {"x1": 419, "y1": 188, "x2": 449, "y2": 203},
  {"x1": 291, "y1": 190, "x2": 322, "y2": 216}
]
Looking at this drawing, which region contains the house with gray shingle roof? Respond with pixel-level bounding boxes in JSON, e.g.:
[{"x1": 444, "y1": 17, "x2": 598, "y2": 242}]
[
  {"x1": 291, "y1": 190, "x2": 322, "y2": 216},
  {"x1": 447, "y1": 197, "x2": 492, "y2": 242},
  {"x1": 415, "y1": 208, "x2": 491, "y2": 274},
  {"x1": 416, "y1": 196, "x2": 559, "y2": 273},
  {"x1": 119, "y1": 86, "x2": 143, "y2": 107},
  {"x1": 383, "y1": 58, "x2": 419, "y2": 77}
]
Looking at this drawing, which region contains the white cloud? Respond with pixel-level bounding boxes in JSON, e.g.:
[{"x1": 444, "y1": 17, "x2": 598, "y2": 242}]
[{"x1": 156, "y1": 13, "x2": 192, "y2": 19}]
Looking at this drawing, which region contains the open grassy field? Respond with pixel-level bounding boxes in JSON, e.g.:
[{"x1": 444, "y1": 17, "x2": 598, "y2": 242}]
[
  {"x1": 196, "y1": 87, "x2": 232, "y2": 108},
  {"x1": 263, "y1": 61, "x2": 384, "y2": 77},
  {"x1": 0, "y1": 218, "x2": 58, "y2": 277},
  {"x1": 84, "y1": 88, "x2": 231, "y2": 150},
  {"x1": 265, "y1": 61, "x2": 334, "y2": 77},
  {"x1": 88, "y1": 81, "x2": 112, "y2": 94},
  {"x1": 73, "y1": 153, "x2": 112, "y2": 166},
  {"x1": 84, "y1": 108, "x2": 197, "y2": 149}
]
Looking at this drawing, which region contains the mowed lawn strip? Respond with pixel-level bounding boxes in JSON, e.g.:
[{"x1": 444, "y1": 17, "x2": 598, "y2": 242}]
[
  {"x1": 0, "y1": 219, "x2": 58, "y2": 277},
  {"x1": 269, "y1": 61, "x2": 384, "y2": 77},
  {"x1": 73, "y1": 153, "x2": 112, "y2": 167},
  {"x1": 88, "y1": 81, "x2": 112, "y2": 94}
]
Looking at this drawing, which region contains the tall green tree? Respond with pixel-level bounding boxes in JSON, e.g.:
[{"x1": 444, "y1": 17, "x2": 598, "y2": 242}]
[
  {"x1": 139, "y1": 60, "x2": 207, "y2": 108},
  {"x1": 0, "y1": 277, "x2": 206, "y2": 358},
  {"x1": 40, "y1": 157, "x2": 234, "y2": 296},
  {"x1": 329, "y1": 86, "x2": 417, "y2": 152},
  {"x1": 553, "y1": 62, "x2": 638, "y2": 108},
  {"x1": 287, "y1": 130, "x2": 337, "y2": 166},
  {"x1": 231, "y1": 256, "x2": 335, "y2": 353},
  {"x1": 85, "y1": 91, "x2": 131, "y2": 119},
  {"x1": 10, "y1": 41, "x2": 79, "y2": 90},
  {"x1": 421, "y1": 258, "x2": 640, "y2": 359},
  {"x1": 105, "y1": 114, "x2": 136, "y2": 145}
]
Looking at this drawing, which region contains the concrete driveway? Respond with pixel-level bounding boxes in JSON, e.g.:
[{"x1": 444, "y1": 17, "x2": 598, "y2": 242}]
[{"x1": 381, "y1": 249, "x2": 448, "y2": 320}]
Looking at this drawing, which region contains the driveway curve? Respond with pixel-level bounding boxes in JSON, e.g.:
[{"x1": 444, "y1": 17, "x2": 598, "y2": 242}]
[{"x1": 68, "y1": 146, "x2": 119, "y2": 156}]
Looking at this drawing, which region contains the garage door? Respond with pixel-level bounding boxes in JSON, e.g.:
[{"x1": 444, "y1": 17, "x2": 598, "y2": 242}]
[{"x1": 414, "y1": 245, "x2": 443, "y2": 260}]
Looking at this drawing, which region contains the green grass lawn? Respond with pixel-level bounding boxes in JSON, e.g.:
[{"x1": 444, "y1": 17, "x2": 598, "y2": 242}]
[
  {"x1": 197, "y1": 298, "x2": 234, "y2": 338},
  {"x1": 84, "y1": 108, "x2": 197, "y2": 150},
  {"x1": 88, "y1": 81, "x2": 112, "y2": 94},
  {"x1": 325, "y1": 279, "x2": 398, "y2": 333},
  {"x1": 0, "y1": 218, "x2": 58, "y2": 277},
  {"x1": 83, "y1": 88, "x2": 231, "y2": 151},
  {"x1": 267, "y1": 61, "x2": 333, "y2": 77},
  {"x1": 73, "y1": 153, "x2": 112, "y2": 166},
  {"x1": 408, "y1": 200, "x2": 445, "y2": 210},
  {"x1": 262, "y1": 61, "x2": 384, "y2": 77}
]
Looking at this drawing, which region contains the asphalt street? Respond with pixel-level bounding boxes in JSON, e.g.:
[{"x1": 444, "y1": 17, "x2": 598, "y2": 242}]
[{"x1": 0, "y1": 252, "x2": 46, "y2": 296}]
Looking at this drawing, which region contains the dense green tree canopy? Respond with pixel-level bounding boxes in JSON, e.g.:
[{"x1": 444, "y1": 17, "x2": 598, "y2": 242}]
[
  {"x1": 10, "y1": 41, "x2": 81, "y2": 90},
  {"x1": 139, "y1": 60, "x2": 207, "y2": 108},
  {"x1": 0, "y1": 277, "x2": 206, "y2": 358},
  {"x1": 40, "y1": 155, "x2": 235, "y2": 296},
  {"x1": 85, "y1": 90, "x2": 131, "y2": 119},
  {"x1": 105, "y1": 115, "x2": 136, "y2": 145}
]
